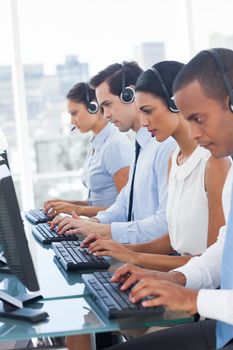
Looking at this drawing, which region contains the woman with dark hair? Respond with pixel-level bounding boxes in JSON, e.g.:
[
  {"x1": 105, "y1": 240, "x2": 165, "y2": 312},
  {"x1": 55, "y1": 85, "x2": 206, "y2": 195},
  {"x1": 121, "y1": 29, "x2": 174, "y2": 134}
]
[
  {"x1": 44, "y1": 82, "x2": 133, "y2": 218},
  {"x1": 82, "y1": 61, "x2": 231, "y2": 271}
]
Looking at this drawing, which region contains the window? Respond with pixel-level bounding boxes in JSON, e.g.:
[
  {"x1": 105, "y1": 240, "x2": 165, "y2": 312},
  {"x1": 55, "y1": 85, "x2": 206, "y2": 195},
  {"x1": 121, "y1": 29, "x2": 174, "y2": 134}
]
[{"x1": 1, "y1": 0, "x2": 232, "y2": 209}]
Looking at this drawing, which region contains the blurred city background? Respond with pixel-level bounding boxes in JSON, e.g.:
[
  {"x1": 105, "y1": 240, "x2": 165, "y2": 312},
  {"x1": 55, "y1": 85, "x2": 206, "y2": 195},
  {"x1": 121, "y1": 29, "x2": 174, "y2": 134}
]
[{"x1": 0, "y1": 0, "x2": 233, "y2": 209}]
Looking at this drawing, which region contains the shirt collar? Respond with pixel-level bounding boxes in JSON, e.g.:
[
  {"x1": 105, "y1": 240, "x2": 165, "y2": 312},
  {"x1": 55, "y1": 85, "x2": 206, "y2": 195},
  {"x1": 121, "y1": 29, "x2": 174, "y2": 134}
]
[
  {"x1": 136, "y1": 127, "x2": 151, "y2": 149},
  {"x1": 91, "y1": 122, "x2": 114, "y2": 150}
]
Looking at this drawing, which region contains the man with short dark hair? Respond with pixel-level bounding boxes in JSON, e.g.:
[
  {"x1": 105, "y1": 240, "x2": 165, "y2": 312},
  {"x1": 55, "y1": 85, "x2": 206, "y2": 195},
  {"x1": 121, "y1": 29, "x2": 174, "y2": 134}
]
[{"x1": 108, "y1": 48, "x2": 233, "y2": 350}]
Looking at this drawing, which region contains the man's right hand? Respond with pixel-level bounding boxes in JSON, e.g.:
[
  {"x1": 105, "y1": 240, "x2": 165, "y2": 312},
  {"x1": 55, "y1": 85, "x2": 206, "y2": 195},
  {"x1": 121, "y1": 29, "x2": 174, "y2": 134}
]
[
  {"x1": 44, "y1": 199, "x2": 64, "y2": 215},
  {"x1": 111, "y1": 263, "x2": 186, "y2": 291},
  {"x1": 129, "y1": 278, "x2": 198, "y2": 315},
  {"x1": 80, "y1": 233, "x2": 108, "y2": 248}
]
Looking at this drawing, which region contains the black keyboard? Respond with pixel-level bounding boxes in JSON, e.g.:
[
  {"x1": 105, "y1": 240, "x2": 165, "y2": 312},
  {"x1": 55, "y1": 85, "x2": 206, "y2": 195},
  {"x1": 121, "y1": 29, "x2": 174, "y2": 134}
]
[
  {"x1": 32, "y1": 223, "x2": 80, "y2": 244},
  {"x1": 52, "y1": 241, "x2": 110, "y2": 271},
  {"x1": 25, "y1": 209, "x2": 50, "y2": 224},
  {"x1": 82, "y1": 271, "x2": 165, "y2": 319}
]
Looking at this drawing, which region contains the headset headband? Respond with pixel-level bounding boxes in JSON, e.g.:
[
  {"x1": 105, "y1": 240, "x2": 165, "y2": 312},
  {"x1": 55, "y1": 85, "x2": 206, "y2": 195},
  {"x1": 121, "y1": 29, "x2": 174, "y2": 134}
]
[
  {"x1": 149, "y1": 67, "x2": 179, "y2": 113},
  {"x1": 204, "y1": 49, "x2": 233, "y2": 112}
]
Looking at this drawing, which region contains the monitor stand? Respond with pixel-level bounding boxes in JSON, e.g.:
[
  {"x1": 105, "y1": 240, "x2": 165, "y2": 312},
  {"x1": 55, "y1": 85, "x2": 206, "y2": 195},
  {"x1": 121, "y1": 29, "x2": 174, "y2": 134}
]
[
  {"x1": 0, "y1": 252, "x2": 11, "y2": 273},
  {"x1": 0, "y1": 290, "x2": 48, "y2": 322}
]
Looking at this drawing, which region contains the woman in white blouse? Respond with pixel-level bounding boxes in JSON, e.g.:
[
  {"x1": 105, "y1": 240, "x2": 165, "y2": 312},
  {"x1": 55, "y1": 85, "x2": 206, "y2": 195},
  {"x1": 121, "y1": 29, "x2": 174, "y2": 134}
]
[
  {"x1": 81, "y1": 61, "x2": 232, "y2": 271},
  {"x1": 43, "y1": 82, "x2": 133, "y2": 218}
]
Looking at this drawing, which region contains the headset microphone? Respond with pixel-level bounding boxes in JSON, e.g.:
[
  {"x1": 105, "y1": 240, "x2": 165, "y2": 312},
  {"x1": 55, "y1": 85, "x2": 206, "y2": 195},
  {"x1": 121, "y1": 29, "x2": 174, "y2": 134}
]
[{"x1": 71, "y1": 126, "x2": 76, "y2": 132}]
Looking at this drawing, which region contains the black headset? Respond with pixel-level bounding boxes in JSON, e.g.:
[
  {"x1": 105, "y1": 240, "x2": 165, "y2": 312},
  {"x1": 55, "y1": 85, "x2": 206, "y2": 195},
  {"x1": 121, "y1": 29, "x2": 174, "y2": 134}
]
[
  {"x1": 204, "y1": 49, "x2": 233, "y2": 113},
  {"x1": 85, "y1": 84, "x2": 99, "y2": 114},
  {"x1": 120, "y1": 63, "x2": 135, "y2": 104},
  {"x1": 149, "y1": 67, "x2": 179, "y2": 113}
]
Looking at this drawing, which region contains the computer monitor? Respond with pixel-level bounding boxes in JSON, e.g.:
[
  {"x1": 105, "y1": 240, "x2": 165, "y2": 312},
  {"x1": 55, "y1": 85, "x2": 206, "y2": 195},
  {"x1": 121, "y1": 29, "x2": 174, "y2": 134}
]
[
  {"x1": 0, "y1": 163, "x2": 48, "y2": 322},
  {"x1": 0, "y1": 154, "x2": 10, "y2": 270}
]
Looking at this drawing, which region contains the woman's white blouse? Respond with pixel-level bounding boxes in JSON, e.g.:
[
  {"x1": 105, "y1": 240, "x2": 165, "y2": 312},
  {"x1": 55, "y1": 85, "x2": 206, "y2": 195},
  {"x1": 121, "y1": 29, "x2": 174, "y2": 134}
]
[{"x1": 167, "y1": 146, "x2": 211, "y2": 255}]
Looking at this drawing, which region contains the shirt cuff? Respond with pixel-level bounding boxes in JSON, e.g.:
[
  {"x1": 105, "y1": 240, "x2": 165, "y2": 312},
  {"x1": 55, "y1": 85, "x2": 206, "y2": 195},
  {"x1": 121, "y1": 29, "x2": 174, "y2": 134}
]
[
  {"x1": 172, "y1": 257, "x2": 213, "y2": 289},
  {"x1": 111, "y1": 222, "x2": 132, "y2": 243},
  {"x1": 96, "y1": 212, "x2": 111, "y2": 224},
  {"x1": 197, "y1": 289, "x2": 233, "y2": 324}
]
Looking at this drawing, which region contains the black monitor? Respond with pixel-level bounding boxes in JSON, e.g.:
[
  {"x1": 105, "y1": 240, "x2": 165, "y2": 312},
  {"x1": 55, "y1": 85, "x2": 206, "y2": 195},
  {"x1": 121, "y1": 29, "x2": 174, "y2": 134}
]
[
  {"x1": 0, "y1": 163, "x2": 48, "y2": 322},
  {"x1": 0, "y1": 154, "x2": 10, "y2": 270}
]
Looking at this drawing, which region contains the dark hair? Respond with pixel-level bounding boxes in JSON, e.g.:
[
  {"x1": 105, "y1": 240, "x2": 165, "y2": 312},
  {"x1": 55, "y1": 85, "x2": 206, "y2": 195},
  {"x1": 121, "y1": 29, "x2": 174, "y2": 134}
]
[
  {"x1": 66, "y1": 82, "x2": 97, "y2": 109},
  {"x1": 90, "y1": 61, "x2": 143, "y2": 97},
  {"x1": 173, "y1": 48, "x2": 233, "y2": 108},
  {"x1": 135, "y1": 61, "x2": 184, "y2": 106}
]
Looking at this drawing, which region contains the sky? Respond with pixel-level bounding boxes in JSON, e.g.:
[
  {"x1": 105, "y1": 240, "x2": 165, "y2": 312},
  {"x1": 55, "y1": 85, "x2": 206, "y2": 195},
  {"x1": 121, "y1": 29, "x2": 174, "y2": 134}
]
[{"x1": 1, "y1": 0, "x2": 233, "y2": 75}]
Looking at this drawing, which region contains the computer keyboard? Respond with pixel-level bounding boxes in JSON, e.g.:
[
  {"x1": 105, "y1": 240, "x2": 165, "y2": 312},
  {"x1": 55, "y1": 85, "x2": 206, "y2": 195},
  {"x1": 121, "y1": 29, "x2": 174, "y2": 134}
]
[
  {"x1": 25, "y1": 209, "x2": 50, "y2": 224},
  {"x1": 52, "y1": 241, "x2": 110, "y2": 271},
  {"x1": 82, "y1": 271, "x2": 165, "y2": 319},
  {"x1": 32, "y1": 223, "x2": 80, "y2": 244}
]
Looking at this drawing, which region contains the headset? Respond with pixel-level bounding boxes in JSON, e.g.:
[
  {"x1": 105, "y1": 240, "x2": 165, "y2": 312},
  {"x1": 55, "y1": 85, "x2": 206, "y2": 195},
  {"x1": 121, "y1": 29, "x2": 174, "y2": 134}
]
[
  {"x1": 149, "y1": 67, "x2": 179, "y2": 113},
  {"x1": 204, "y1": 49, "x2": 233, "y2": 113},
  {"x1": 85, "y1": 84, "x2": 99, "y2": 114},
  {"x1": 120, "y1": 63, "x2": 135, "y2": 104}
]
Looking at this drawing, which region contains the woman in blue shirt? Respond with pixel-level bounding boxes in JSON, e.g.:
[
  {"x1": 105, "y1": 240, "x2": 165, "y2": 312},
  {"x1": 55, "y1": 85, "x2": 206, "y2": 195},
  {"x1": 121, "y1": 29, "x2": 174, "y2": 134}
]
[{"x1": 44, "y1": 83, "x2": 133, "y2": 217}]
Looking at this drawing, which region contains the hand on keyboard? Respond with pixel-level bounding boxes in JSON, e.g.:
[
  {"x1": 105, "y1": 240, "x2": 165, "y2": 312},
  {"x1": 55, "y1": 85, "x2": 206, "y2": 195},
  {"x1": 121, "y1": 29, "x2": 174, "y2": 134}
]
[
  {"x1": 112, "y1": 263, "x2": 170, "y2": 291},
  {"x1": 49, "y1": 212, "x2": 111, "y2": 239},
  {"x1": 49, "y1": 212, "x2": 81, "y2": 235},
  {"x1": 44, "y1": 199, "x2": 83, "y2": 216},
  {"x1": 44, "y1": 198, "x2": 64, "y2": 213},
  {"x1": 82, "y1": 235, "x2": 137, "y2": 264},
  {"x1": 80, "y1": 233, "x2": 105, "y2": 247},
  {"x1": 127, "y1": 277, "x2": 198, "y2": 315}
]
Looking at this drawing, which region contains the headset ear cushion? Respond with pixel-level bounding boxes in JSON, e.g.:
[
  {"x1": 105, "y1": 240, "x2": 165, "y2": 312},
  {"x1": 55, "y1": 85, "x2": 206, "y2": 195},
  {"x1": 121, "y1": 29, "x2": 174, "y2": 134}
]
[
  {"x1": 88, "y1": 101, "x2": 99, "y2": 114},
  {"x1": 230, "y1": 92, "x2": 233, "y2": 112},
  {"x1": 169, "y1": 97, "x2": 179, "y2": 113},
  {"x1": 120, "y1": 87, "x2": 135, "y2": 104}
]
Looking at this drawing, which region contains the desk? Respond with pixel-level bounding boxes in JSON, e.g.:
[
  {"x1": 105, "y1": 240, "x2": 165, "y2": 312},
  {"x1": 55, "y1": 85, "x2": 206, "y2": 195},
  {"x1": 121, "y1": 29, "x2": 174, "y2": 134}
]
[
  {"x1": 0, "y1": 226, "x2": 194, "y2": 343},
  {"x1": 0, "y1": 297, "x2": 194, "y2": 342}
]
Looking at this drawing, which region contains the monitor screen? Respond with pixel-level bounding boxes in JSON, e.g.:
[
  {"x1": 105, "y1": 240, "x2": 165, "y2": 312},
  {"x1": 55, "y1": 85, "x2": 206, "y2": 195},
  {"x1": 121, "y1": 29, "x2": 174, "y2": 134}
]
[{"x1": 0, "y1": 163, "x2": 39, "y2": 292}]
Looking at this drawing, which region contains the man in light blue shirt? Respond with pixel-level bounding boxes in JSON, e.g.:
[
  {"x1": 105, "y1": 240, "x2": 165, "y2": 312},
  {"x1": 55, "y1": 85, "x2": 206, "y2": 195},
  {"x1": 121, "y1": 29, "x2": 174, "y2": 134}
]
[
  {"x1": 52, "y1": 61, "x2": 176, "y2": 243},
  {"x1": 95, "y1": 127, "x2": 174, "y2": 243}
]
